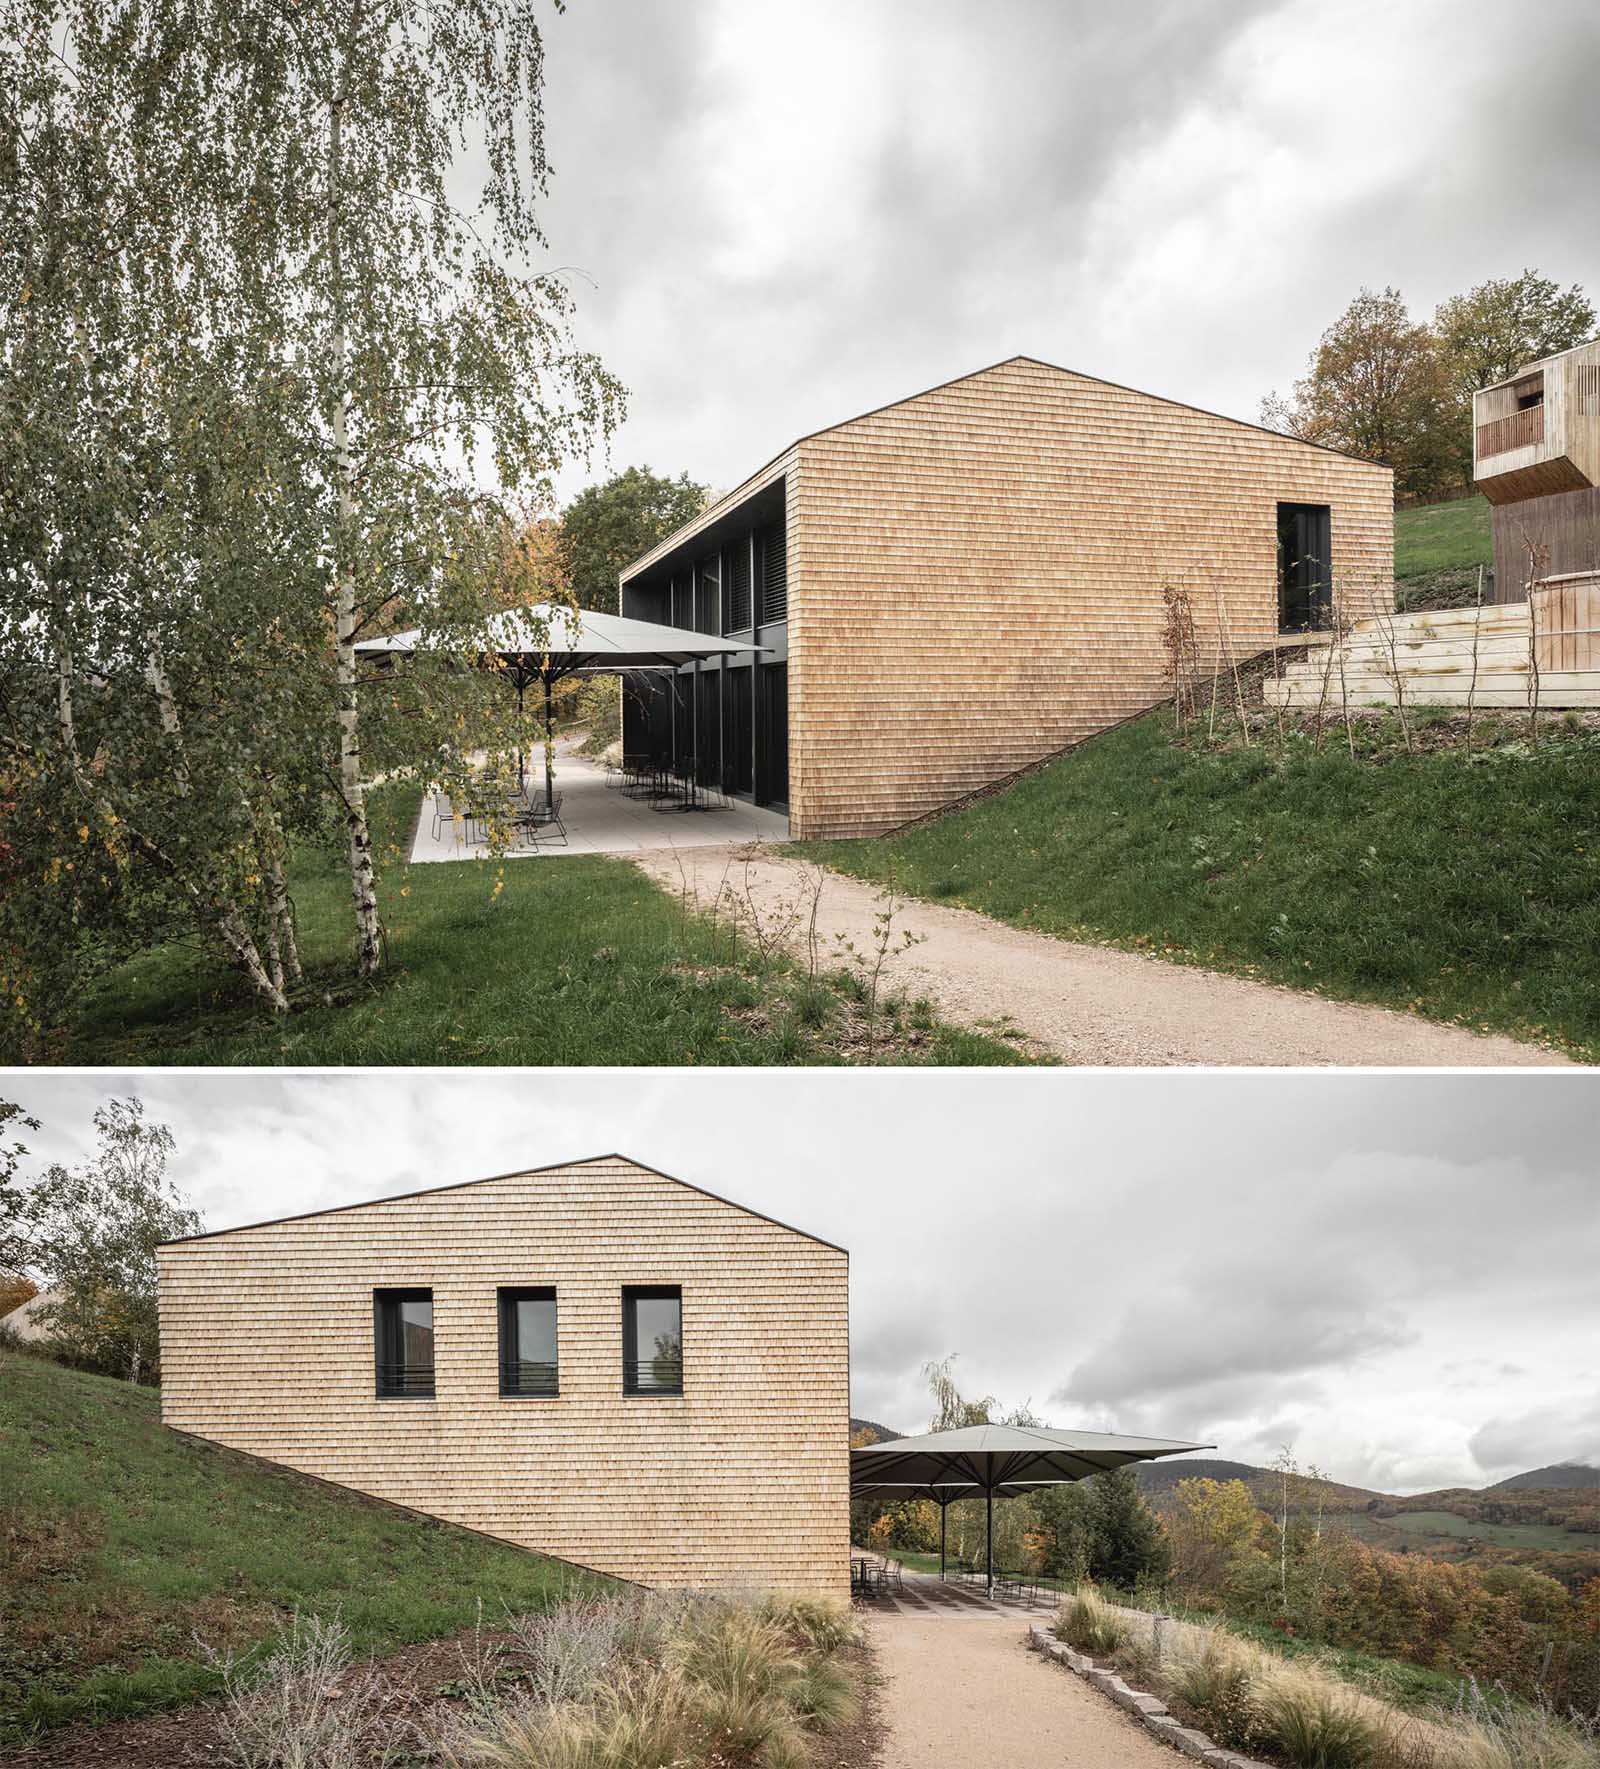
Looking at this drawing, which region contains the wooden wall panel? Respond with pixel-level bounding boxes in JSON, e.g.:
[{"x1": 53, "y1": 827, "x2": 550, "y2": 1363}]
[
  {"x1": 1491, "y1": 488, "x2": 1600, "y2": 603},
  {"x1": 784, "y1": 358, "x2": 1393, "y2": 838},
  {"x1": 157, "y1": 1158, "x2": 850, "y2": 1599}
]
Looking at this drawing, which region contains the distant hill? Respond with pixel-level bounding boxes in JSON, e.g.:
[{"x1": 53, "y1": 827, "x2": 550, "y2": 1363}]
[
  {"x1": 1135, "y1": 1458, "x2": 1381, "y2": 1509},
  {"x1": 1488, "y1": 1463, "x2": 1600, "y2": 1493},
  {"x1": 850, "y1": 1416, "x2": 901, "y2": 1444}
]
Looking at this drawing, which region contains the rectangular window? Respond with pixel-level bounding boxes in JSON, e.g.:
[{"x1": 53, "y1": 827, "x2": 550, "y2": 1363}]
[
  {"x1": 374, "y1": 1288, "x2": 434, "y2": 1398},
  {"x1": 622, "y1": 1285, "x2": 682, "y2": 1395},
  {"x1": 498, "y1": 1287, "x2": 558, "y2": 1396},
  {"x1": 725, "y1": 541, "x2": 753, "y2": 634},
  {"x1": 758, "y1": 523, "x2": 787, "y2": 625}
]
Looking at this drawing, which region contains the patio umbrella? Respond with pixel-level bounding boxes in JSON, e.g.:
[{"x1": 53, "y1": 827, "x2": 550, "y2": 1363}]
[
  {"x1": 356, "y1": 605, "x2": 765, "y2": 806},
  {"x1": 851, "y1": 1424, "x2": 1212, "y2": 1594}
]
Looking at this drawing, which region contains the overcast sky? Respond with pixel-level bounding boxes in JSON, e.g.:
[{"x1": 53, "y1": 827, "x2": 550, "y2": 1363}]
[
  {"x1": 518, "y1": 0, "x2": 1600, "y2": 502},
  {"x1": 11, "y1": 1072, "x2": 1597, "y2": 1496}
]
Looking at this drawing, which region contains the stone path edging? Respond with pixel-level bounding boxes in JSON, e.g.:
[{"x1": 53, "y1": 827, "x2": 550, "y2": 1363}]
[{"x1": 1027, "y1": 1624, "x2": 1272, "y2": 1769}]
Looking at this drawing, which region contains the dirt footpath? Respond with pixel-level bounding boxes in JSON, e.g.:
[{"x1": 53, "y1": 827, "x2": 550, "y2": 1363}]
[
  {"x1": 869, "y1": 1612, "x2": 1174, "y2": 1769},
  {"x1": 635, "y1": 844, "x2": 1568, "y2": 1067}
]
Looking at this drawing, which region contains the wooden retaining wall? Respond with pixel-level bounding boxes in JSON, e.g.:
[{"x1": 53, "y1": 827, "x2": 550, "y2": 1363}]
[
  {"x1": 1262, "y1": 584, "x2": 1600, "y2": 709},
  {"x1": 157, "y1": 1156, "x2": 851, "y2": 1598}
]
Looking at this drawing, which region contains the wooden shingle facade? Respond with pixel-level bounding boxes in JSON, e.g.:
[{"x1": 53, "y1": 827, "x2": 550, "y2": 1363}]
[
  {"x1": 621, "y1": 355, "x2": 1393, "y2": 839},
  {"x1": 156, "y1": 1156, "x2": 850, "y2": 1598}
]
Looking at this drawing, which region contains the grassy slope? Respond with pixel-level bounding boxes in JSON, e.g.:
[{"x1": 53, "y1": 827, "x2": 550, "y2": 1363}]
[
  {"x1": 62, "y1": 787, "x2": 1020, "y2": 1066},
  {"x1": 0, "y1": 1352, "x2": 600, "y2": 1742},
  {"x1": 797, "y1": 714, "x2": 1600, "y2": 1060},
  {"x1": 1394, "y1": 496, "x2": 1492, "y2": 579}
]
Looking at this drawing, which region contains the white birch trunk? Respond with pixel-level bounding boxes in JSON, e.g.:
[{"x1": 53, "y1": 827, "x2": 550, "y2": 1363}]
[{"x1": 329, "y1": 88, "x2": 383, "y2": 978}]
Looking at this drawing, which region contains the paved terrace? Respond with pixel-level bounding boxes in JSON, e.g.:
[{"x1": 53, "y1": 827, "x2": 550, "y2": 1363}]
[{"x1": 409, "y1": 744, "x2": 790, "y2": 862}]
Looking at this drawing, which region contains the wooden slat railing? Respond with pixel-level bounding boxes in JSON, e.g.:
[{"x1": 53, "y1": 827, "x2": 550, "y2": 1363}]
[{"x1": 1477, "y1": 405, "x2": 1544, "y2": 460}]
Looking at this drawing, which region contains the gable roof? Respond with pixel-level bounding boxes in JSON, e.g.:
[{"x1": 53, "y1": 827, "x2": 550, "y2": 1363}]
[
  {"x1": 618, "y1": 352, "x2": 1390, "y2": 583},
  {"x1": 157, "y1": 1153, "x2": 847, "y2": 1256}
]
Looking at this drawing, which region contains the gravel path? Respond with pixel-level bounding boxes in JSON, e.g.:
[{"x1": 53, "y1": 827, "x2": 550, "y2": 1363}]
[
  {"x1": 868, "y1": 1609, "x2": 1174, "y2": 1769},
  {"x1": 635, "y1": 844, "x2": 1567, "y2": 1067}
]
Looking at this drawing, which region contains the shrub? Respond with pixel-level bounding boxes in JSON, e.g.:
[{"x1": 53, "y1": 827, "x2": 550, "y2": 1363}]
[
  {"x1": 1169, "y1": 1627, "x2": 1266, "y2": 1752},
  {"x1": 1053, "y1": 1585, "x2": 1134, "y2": 1657},
  {"x1": 208, "y1": 1611, "x2": 391, "y2": 1769},
  {"x1": 501, "y1": 1593, "x2": 631, "y2": 1708},
  {"x1": 1251, "y1": 1656, "x2": 1387, "y2": 1769},
  {"x1": 463, "y1": 1666, "x2": 701, "y2": 1769},
  {"x1": 759, "y1": 1592, "x2": 861, "y2": 1656}
]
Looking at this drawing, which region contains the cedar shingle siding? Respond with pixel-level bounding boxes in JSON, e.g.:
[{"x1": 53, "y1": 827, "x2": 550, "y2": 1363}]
[
  {"x1": 622, "y1": 355, "x2": 1394, "y2": 839},
  {"x1": 157, "y1": 1156, "x2": 850, "y2": 1598}
]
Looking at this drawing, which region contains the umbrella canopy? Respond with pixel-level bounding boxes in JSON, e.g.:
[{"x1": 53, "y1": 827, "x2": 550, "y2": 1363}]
[
  {"x1": 356, "y1": 604, "x2": 765, "y2": 804},
  {"x1": 851, "y1": 1424, "x2": 1212, "y2": 1591},
  {"x1": 355, "y1": 604, "x2": 762, "y2": 679}
]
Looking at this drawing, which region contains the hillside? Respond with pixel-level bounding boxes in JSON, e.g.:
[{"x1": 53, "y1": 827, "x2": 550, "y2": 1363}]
[
  {"x1": 0, "y1": 1351, "x2": 598, "y2": 1744},
  {"x1": 849, "y1": 1415, "x2": 903, "y2": 1443},
  {"x1": 799, "y1": 703, "x2": 1600, "y2": 1061},
  {"x1": 1489, "y1": 1462, "x2": 1600, "y2": 1492},
  {"x1": 1393, "y1": 495, "x2": 1494, "y2": 612},
  {"x1": 1135, "y1": 1458, "x2": 1381, "y2": 1510}
]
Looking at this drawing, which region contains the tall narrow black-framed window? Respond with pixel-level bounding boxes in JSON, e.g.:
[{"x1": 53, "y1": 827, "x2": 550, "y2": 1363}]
[
  {"x1": 498, "y1": 1287, "x2": 558, "y2": 1397},
  {"x1": 374, "y1": 1288, "x2": 434, "y2": 1398},
  {"x1": 622, "y1": 1285, "x2": 682, "y2": 1396},
  {"x1": 758, "y1": 523, "x2": 787, "y2": 624},
  {"x1": 725, "y1": 541, "x2": 753, "y2": 634}
]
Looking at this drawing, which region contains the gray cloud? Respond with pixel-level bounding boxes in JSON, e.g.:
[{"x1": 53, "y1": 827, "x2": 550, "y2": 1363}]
[{"x1": 492, "y1": 0, "x2": 1600, "y2": 501}]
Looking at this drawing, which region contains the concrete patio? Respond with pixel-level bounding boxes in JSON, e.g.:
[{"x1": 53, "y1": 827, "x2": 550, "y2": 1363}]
[{"x1": 409, "y1": 744, "x2": 790, "y2": 862}]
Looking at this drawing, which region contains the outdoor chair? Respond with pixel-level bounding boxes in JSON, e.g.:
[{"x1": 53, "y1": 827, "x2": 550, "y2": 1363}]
[
  {"x1": 526, "y1": 792, "x2": 567, "y2": 845},
  {"x1": 430, "y1": 791, "x2": 454, "y2": 842}
]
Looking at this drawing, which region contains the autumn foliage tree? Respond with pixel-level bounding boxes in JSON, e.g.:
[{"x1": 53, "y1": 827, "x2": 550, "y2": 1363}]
[
  {"x1": 557, "y1": 467, "x2": 708, "y2": 615},
  {"x1": 1262, "y1": 271, "x2": 1594, "y2": 500}
]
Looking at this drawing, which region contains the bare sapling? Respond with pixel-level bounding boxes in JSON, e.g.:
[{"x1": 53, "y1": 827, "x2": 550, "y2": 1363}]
[
  {"x1": 1310, "y1": 602, "x2": 1340, "y2": 754},
  {"x1": 1372, "y1": 597, "x2": 1414, "y2": 754},
  {"x1": 832, "y1": 883, "x2": 927, "y2": 1055},
  {"x1": 1210, "y1": 585, "x2": 1252, "y2": 745},
  {"x1": 1523, "y1": 532, "x2": 1547, "y2": 746},
  {"x1": 1160, "y1": 582, "x2": 1200, "y2": 737},
  {"x1": 1465, "y1": 564, "x2": 1484, "y2": 756}
]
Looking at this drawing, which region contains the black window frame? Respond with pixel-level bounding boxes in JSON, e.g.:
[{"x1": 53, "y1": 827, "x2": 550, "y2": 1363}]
[
  {"x1": 373, "y1": 1287, "x2": 435, "y2": 1399},
  {"x1": 622, "y1": 1284, "x2": 683, "y2": 1397},
  {"x1": 498, "y1": 1286, "x2": 559, "y2": 1398}
]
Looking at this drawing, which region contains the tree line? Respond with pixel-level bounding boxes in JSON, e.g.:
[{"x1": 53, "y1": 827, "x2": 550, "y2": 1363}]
[
  {"x1": 1260, "y1": 271, "x2": 1595, "y2": 502},
  {"x1": 853, "y1": 1361, "x2": 1600, "y2": 1711}
]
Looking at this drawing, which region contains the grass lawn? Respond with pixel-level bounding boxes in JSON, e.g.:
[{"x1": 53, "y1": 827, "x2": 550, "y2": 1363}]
[
  {"x1": 1394, "y1": 496, "x2": 1492, "y2": 578},
  {"x1": 797, "y1": 712, "x2": 1600, "y2": 1061},
  {"x1": 0, "y1": 1351, "x2": 604, "y2": 1743},
  {"x1": 59, "y1": 786, "x2": 1023, "y2": 1066}
]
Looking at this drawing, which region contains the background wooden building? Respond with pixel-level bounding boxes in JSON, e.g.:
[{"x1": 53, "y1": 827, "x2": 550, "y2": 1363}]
[
  {"x1": 1473, "y1": 337, "x2": 1600, "y2": 601},
  {"x1": 157, "y1": 1155, "x2": 851, "y2": 1598},
  {"x1": 620, "y1": 355, "x2": 1393, "y2": 838}
]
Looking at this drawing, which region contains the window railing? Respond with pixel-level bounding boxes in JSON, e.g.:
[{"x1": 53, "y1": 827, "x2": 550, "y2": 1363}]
[
  {"x1": 499, "y1": 1358, "x2": 558, "y2": 1397},
  {"x1": 375, "y1": 1360, "x2": 435, "y2": 1398},
  {"x1": 1477, "y1": 404, "x2": 1544, "y2": 461},
  {"x1": 623, "y1": 1359, "x2": 683, "y2": 1396}
]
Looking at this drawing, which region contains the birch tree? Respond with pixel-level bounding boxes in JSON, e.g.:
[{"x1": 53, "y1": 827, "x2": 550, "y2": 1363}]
[{"x1": 1, "y1": 0, "x2": 622, "y2": 1030}]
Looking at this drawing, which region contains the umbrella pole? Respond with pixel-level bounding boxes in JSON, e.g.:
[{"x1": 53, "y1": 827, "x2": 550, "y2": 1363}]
[
  {"x1": 986, "y1": 1489, "x2": 994, "y2": 1599},
  {"x1": 940, "y1": 1499, "x2": 947, "y2": 1582},
  {"x1": 516, "y1": 676, "x2": 525, "y2": 788},
  {"x1": 544, "y1": 674, "x2": 555, "y2": 807}
]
